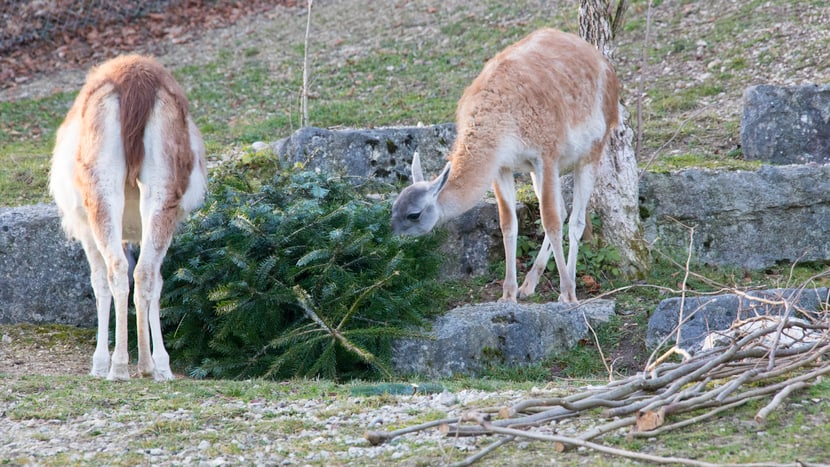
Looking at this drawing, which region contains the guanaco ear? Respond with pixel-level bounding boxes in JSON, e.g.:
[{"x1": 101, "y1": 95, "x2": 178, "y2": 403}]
[
  {"x1": 428, "y1": 161, "x2": 451, "y2": 198},
  {"x1": 411, "y1": 152, "x2": 425, "y2": 183}
]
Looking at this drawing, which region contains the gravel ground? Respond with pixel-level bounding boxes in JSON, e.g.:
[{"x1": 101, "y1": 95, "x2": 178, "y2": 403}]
[
  {"x1": 4, "y1": 322, "x2": 829, "y2": 466},
  {"x1": 0, "y1": 377, "x2": 533, "y2": 465},
  {"x1": 1, "y1": 324, "x2": 614, "y2": 465}
]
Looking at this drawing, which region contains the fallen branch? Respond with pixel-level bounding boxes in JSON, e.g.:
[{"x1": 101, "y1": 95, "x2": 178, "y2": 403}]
[
  {"x1": 365, "y1": 417, "x2": 460, "y2": 446},
  {"x1": 630, "y1": 396, "x2": 764, "y2": 438},
  {"x1": 477, "y1": 423, "x2": 722, "y2": 467},
  {"x1": 447, "y1": 435, "x2": 515, "y2": 467},
  {"x1": 755, "y1": 381, "x2": 809, "y2": 423}
]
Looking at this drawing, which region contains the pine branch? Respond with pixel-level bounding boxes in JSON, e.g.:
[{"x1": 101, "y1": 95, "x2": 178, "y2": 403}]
[{"x1": 293, "y1": 285, "x2": 391, "y2": 378}]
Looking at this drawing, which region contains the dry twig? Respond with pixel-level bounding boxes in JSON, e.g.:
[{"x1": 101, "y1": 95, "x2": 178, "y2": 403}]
[{"x1": 301, "y1": 0, "x2": 313, "y2": 127}]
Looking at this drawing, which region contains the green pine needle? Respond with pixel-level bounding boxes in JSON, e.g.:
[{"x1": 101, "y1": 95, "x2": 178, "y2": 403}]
[{"x1": 161, "y1": 162, "x2": 444, "y2": 380}]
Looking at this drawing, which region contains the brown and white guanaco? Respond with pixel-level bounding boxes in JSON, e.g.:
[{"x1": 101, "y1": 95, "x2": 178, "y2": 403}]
[
  {"x1": 392, "y1": 28, "x2": 619, "y2": 303},
  {"x1": 50, "y1": 55, "x2": 207, "y2": 380}
]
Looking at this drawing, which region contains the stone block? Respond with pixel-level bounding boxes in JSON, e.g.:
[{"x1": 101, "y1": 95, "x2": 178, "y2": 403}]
[
  {"x1": 392, "y1": 299, "x2": 615, "y2": 377},
  {"x1": 641, "y1": 165, "x2": 830, "y2": 269},
  {"x1": 273, "y1": 124, "x2": 456, "y2": 184},
  {"x1": 0, "y1": 204, "x2": 95, "y2": 326},
  {"x1": 646, "y1": 288, "x2": 829, "y2": 353},
  {"x1": 741, "y1": 84, "x2": 830, "y2": 164}
]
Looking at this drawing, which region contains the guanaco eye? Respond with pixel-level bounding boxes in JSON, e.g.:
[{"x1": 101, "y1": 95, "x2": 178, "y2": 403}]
[{"x1": 406, "y1": 212, "x2": 421, "y2": 221}]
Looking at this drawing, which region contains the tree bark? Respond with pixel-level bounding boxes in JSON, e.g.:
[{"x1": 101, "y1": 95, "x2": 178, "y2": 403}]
[{"x1": 579, "y1": 0, "x2": 651, "y2": 278}]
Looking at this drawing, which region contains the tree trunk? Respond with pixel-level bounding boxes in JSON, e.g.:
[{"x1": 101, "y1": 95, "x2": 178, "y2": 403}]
[{"x1": 579, "y1": 0, "x2": 651, "y2": 278}]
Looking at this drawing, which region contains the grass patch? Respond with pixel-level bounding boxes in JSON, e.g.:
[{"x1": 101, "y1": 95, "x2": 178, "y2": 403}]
[
  {"x1": 0, "y1": 2, "x2": 560, "y2": 208},
  {"x1": 0, "y1": 93, "x2": 69, "y2": 148},
  {"x1": 0, "y1": 94, "x2": 71, "y2": 205},
  {"x1": 645, "y1": 153, "x2": 764, "y2": 172}
]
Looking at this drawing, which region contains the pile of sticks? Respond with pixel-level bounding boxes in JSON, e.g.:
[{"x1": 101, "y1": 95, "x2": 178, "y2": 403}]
[{"x1": 366, "y1": 315, "x2": 830, "y2": 466}]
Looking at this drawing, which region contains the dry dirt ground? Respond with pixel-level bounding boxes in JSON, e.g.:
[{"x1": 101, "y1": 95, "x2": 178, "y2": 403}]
[
  {"x1": 0, "y1": 324, "x2": 92, "y2": 377},
  {"x1": 0, "y1": 0, "x2": 294, "y2": 90}
]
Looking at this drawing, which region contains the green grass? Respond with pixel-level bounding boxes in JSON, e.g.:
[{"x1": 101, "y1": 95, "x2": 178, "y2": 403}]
[
  {"x1": 0, "y1": 1, "x2": 564, "y2": 208},
  {"x1": 178, "y1": 12, "x2": 549, "y2": 146},
  {"x1": 645, "y1": 153, "x2": 763, "y2": 172},
  {"x1": 625, "y1": 0, "x2": 827, "y2": 164},
  {"x1": 0, "y1": 95, "x2": 71, "y2": 205},
  {"x1": 2, "y1": 0, "x2": 826, "y2": 205}
]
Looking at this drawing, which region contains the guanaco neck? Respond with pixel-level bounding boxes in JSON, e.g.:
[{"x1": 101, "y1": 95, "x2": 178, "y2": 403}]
[{"x1": 436, "y1": 123, "x2": 503, "y2": 223}]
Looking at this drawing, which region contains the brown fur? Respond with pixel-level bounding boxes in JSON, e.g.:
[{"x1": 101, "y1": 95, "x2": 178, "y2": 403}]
[
  {"x1": 442, "y1": 29, "x2": 619, "y2": 214},
  {"x1": 76, "y1": 55, "x2": 193, "y2": 187},
  {"x1": 68, "y1": 55, "x2": 197, "y2": 244},
  {"x1": 393, "y1": 28, "x2": 620, "y2": 303}
]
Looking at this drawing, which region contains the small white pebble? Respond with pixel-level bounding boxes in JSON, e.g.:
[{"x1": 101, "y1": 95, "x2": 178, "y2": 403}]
[
  {"x1": 251, "y1": 141, "x2": 270, "y2": 152},
  {"x1": 437, "y1": 389, "x2": 458, "y2": 406}
]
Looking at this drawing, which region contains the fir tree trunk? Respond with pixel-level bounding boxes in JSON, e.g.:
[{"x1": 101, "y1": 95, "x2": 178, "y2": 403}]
[{"x1": 579, "y1": 0, "x2": 651, "y2": 278}]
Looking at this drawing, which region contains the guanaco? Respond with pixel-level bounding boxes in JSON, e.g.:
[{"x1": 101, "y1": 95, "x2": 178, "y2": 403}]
[
  {"x1": 392, "y1": 28, "x2": 619, "y2": 303},
  {"x1": 50, "y1": 55, "x2": 207, "y2": 380}
]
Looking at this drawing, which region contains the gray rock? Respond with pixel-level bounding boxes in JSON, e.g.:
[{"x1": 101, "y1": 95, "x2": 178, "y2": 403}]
[
  {"x1": 392, "y1": 299, "x2": 615, "y2": 377},
  {"x1": 0, "y1": 204, "x2": 95, "y2": 326},
  {"x1": 646, "y1": 288, "x2": 829, "y2": 353},
  {"x1": 439, "y1": 199, "x2": 518, "y2": 279},
  {"x1": 646, "y1": 295, "x2": 739, "y2": 353},
  {"x1": 741, "y1": 84, "x2": 830, "y2": 164},
  {"x1": 274, "y1": 124, "x2": 456, "y2": 184},
  {"x1": 641, "y1": 164, "x2": 830, "y2": 269}
]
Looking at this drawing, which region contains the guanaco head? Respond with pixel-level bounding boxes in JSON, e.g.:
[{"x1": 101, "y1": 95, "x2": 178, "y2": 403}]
[{"x1": 391, "y1": 152, "x2": 451, "y2": 236}]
